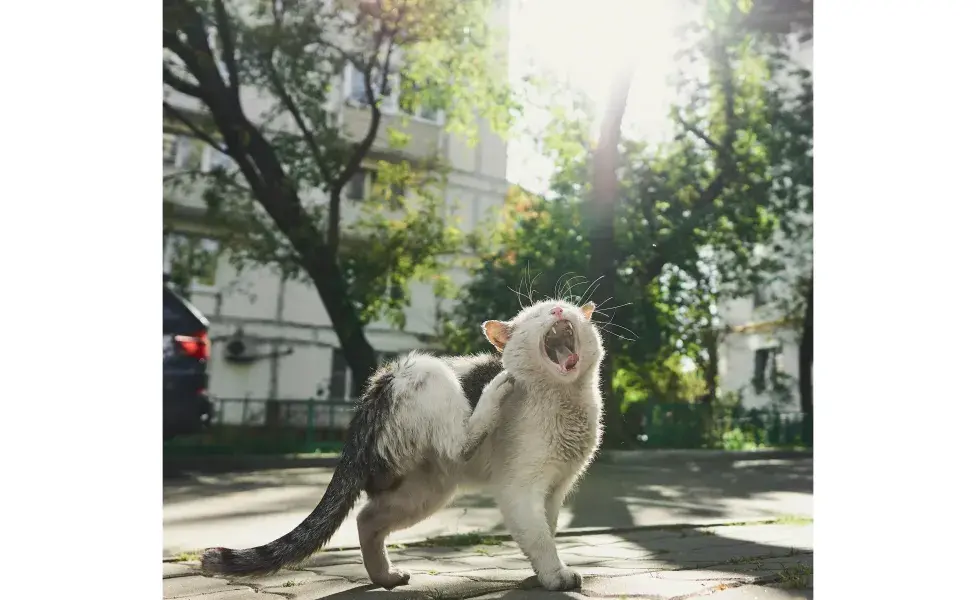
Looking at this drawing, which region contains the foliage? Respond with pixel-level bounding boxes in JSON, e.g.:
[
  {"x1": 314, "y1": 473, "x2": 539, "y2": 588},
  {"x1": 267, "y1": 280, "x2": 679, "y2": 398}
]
[
  {"x1": 443, "y1": 0, "x2": 813, "y2": 422},
  {"x1": 163, "y1": 0, "x2": 515, "y2": 385}
]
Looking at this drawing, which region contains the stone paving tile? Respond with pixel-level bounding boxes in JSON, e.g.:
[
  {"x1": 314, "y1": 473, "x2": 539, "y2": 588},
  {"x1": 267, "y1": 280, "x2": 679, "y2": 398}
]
[
  {"x1": 230, "y1": 569, "x2": 344, "y2": 589},
  {"x1": 453, "y1": 568, "x2": 536, "y2": 583},
  {"x1": 447, "y1": 553, "x2": 542, "y2": 571},
  {"x1": 560, "y1": 541, "x2": 658, "y2": 560},
  {"x1": 163, "y1": 575, "x2": 251, "y2": 599},
  {"x1": 256, "y1": 577, "x2": 365, "y2": 600},
  {"x1": 196, "y1": 591, "x2": 288, "y2": 600},
  {"x1": 381, "y1": 558, "x2": 485, "y2": 575},
  {"x1": 299, "y1": 550, "x2": 365, "y2": 568},
  {"x1": 465, "y1": 590, "x2": 590, "y2": 600},
  {"x1": 697, "y1": 583, "x2": 813, "y2": 599},
  {"x1": 304, "y1": 561, "x2": 374, "y2": 582},
  {"x1": 586, "y1": 559, "x2": 678, "y2": 572},
  {"x1": 395, "y1": 545, "x2": 511, "y2": 561},
  {"x1": 583, "y1": 572, "x2": 750, "y2": 599},
  {"x1": 163, "y1": 562, "x2": 198, "y2": 579},
  {"x1": 712, "y1": 524, "x2": 814, "y2": 551},
  {"x1": 162, "y1": 523, "x2": 812, "y2": 599}
]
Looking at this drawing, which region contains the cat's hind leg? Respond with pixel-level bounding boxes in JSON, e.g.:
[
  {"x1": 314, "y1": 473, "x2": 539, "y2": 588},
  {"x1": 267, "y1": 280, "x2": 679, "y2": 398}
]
[{"x1": 357, "y1": 465, "x2": 456, "y2": 589}]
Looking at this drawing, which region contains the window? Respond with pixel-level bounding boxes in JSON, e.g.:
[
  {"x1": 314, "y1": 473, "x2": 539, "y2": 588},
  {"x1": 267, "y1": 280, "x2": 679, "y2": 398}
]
[
  {"x1": 163, "y1": 232, "x2": 221, "y2": 291},
  {"x1": 397, "y1": 77, "x2": 443, "y2": 123},
  {"x1": 163, "y1": 133, "x2": 204, "y2": 170},
  {"x1": 204, "y1": 145, "x2": 235, "y2": 173},
  {"x1": 346, "y1": 169, "x2": 372, "y2": 201},
  {"x1": 163, "y1": 134, "x2": 179, "y2": 166},
  {"x1": 328, "y1": 349, "x2": 400, "y2": 402},
  {"x1": 346, "y1": 63, "x2": 393, "y2": 107},
  {"x1": 753, "y1": 283, "x2": 772, "y2": 308},
  {"x1": 345, "y1": 62, "x2": 443, "y2": 123},
  {"x1": 752, "y1": 344, "x2": 783, "y2": 394}
]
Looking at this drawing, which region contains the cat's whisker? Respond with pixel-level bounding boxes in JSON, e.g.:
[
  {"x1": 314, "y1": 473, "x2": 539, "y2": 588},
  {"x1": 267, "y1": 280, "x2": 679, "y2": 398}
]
[
  {"x1": 529, "y1": 271, "x2": 543, "y2": 304},
  {"x1": 561, "y1": 275, "x2": 587, "y2": 302},
  {"x1": 593, "y1": 320, "x2": 640, "y2": 340},
  {"x1": 508, "y1": 286, "x2": 529, "y2": 309},
  {"x1": 553, "y1": 272, "x2": 570, "y2": 302},
  {"x1": 592, "y1": 322, "x2": 635, "y2": 341},
  {"x1": 596, "y1": 302, "x2": 632, "y2": 313},
  {"x1": 578, "y1": 276, "x2": 604, "y2": 306}
]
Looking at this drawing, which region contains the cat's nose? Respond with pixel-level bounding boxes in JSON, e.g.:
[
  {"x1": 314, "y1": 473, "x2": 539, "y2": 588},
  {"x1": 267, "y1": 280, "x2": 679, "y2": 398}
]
[{"x1": 550, "y1": 306, "x2": 564, "y2": 318}]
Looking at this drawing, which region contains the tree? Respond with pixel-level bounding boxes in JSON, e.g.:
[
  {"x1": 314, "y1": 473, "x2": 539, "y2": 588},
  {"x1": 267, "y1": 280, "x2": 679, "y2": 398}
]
[
  {"x1": 163, "y1": 0, "x2": 513, "y2": 394},
  {"x1": 443, "y1": 0, "x2": 812, "y2": 448},
  {"x1": 587, "y1": 60, "x2": 637, "y2": 450}
]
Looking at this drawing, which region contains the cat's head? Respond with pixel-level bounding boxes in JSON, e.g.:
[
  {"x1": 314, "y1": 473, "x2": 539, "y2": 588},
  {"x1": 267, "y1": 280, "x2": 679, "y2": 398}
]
[{"x1": 481, "y1": 299, "x2": 604, "y2": 385}]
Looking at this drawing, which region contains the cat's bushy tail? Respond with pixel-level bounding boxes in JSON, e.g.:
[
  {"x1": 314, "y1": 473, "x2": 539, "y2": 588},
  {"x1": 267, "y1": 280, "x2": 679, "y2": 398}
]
[{"x1": 199, "y1": 370, "x2": 397, "y2": 577}]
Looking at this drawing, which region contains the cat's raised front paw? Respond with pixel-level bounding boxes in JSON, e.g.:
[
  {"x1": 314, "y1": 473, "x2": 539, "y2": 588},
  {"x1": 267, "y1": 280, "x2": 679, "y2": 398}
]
[
  {"x1": 485, "y1": 374, "x2": 514, "y2": 399},
  {"x1": 538, "y1": 567, "x2": 583, "y2": 591}
]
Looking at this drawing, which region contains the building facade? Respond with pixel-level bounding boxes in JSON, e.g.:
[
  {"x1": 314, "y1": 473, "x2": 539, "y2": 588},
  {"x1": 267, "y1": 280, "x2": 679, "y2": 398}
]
[
  {"x1": 716, "y1": 12, "x2": 812, "y2": 413},
  {"x1": 163, "y1": 2, "x2": 510, "y2": 427}
]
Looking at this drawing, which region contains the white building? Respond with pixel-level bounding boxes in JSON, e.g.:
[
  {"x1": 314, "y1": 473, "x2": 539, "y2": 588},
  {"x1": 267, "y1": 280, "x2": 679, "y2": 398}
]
[
  {"x1": 163, "y1": 2, "x2": 511, "y2": 429},
  {"x1": 717, "y1": 23, "x2": 812, "y2": 413}
]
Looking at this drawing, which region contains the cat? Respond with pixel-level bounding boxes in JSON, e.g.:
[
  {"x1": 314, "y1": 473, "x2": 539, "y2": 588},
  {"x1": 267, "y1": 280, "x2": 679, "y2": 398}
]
[{"x1": 200, "y1": 299, "x2": 605, "y2": 592}]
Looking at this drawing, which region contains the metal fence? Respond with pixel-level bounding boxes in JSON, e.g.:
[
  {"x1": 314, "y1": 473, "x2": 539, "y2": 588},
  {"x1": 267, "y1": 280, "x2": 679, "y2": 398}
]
[
  {"x1": 163, "y1": 397, "x2": 355, "y2": 455},
  {"x1": 639, "y1": 402, "x2": 812, "y2": 450},
  {"x1": 164, "y1": 397, "x2": 812, "y2": 455}
]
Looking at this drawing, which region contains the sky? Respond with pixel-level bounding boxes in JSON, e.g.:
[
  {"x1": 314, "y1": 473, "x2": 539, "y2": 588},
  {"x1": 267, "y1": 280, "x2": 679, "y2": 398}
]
[{"x1": 505, "y1": 0, "x2": 697, "y2": 193}]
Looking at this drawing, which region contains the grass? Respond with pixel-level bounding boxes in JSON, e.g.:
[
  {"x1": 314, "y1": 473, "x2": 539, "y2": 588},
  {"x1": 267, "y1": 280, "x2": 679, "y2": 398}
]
[
  {"x1": 770, "y1": 514, "x2": 813, "y2": 526},
  {"x1": 387, "y1": 543, "x2": 406, "y2": 550},
  {"x1": 282, "y1": 580, "x2": 299, "y2": 588},
  {"x1": 416, "y1": 532, "x2": 505, "y2": 548},
  {"x1": 777, "y1": 564, "x2": 812, "y2": 589},
  {"x1": 175, "y1": 551, "x2": 201, "y2": 562}
]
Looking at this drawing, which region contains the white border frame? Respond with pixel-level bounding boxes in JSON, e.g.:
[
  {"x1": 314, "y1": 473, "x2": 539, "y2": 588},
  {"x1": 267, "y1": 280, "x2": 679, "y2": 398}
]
[{"x1": 9, "y1": 2, "x2": 976, "y2": 598}]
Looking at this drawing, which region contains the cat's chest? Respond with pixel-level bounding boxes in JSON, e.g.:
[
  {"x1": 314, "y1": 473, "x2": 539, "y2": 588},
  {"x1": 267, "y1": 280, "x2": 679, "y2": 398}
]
[{"x1": 516, "y1": 399, "x2": 600, "y2": 464}]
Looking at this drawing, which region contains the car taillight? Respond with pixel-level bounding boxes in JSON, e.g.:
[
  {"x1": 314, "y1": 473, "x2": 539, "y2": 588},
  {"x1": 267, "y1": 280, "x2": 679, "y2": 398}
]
[{"x1": 175, "y1": 331, "x2": 210, "y2": 361}]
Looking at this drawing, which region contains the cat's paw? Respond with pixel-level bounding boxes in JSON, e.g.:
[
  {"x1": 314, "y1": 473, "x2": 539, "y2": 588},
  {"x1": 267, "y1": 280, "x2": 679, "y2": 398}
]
[
  {"x1": 538, "y1": 567, "x2": 583, "y2": 591},
  {"x1": 371, "y1": 568, "x2": 411, "y2": 590},
  {"x1": 485, "y1": 373, "x2": 515, "y2": 399}
]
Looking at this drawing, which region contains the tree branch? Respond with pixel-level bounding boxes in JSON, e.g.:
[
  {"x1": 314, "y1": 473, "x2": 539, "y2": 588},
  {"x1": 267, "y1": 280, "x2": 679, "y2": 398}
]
[
  {"x1": 639, "y1": 37, "x2": 741, "y2": 285},
  {"x1": 260, "y1": 7, "x2": 334, "y2": 205},
  {"x1": 163, "y1": 102, "x2": 224, "y2": 151},
  {"x1": 212, "y1": 0, "x2": 240, "y2": 92},
  {"x1": 327, "y1": 26, "x2": 398, "y2": 255},
  {"x1": 676, "y1": 115, "x2": 724, "y2": 155},
  {"x1": 163, "y1": 64, "x2": 204, "y2": 99}
]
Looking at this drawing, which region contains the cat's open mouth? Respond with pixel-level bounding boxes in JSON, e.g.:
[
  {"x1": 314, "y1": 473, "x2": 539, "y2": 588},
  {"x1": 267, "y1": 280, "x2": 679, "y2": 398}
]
[{"x1": 543, "y1": 320, "x2": 580, "y2": 374}]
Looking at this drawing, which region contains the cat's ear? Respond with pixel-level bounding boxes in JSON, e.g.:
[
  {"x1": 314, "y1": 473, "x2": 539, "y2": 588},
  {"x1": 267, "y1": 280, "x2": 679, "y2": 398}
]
[
  {"x1": 580, "y1": 301, "x2": 596, "y2": 321},
  {"x1": 482, "y1": 320, "x2": 513, "y2": 352}
]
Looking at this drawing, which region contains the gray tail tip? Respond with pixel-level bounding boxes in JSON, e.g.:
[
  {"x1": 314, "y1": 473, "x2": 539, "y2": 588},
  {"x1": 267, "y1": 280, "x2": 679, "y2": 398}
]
[{"x1": 199, "y1": 547, "x2": 232, "y2": 575}]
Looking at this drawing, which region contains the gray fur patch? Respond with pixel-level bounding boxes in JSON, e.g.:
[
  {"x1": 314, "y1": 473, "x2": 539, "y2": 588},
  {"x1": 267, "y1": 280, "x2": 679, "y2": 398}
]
[{"x1": 458, "y1": 354, "x2": 504, "y2": 409}]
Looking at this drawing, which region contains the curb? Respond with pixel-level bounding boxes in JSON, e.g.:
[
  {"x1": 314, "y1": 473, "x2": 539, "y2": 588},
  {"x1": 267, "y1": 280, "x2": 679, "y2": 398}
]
[
  {"x1": 163, "y1": 516, "x2": 789, "y2": 562},
  {"x1": 595, "y1": 448, "x2": 812, "y2": 465},
  {"x1": 163, "y1": 453, "x2": 340, "y2": 476},
  {"x1": 164, "y1": 449, "x2": 811, "y2": 476}
]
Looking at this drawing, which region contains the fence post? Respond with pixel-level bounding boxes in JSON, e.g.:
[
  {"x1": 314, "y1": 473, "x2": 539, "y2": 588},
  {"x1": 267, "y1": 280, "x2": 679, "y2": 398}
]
[{"x1": 305, "y1": 398, "x2": 315, "y2": 452}]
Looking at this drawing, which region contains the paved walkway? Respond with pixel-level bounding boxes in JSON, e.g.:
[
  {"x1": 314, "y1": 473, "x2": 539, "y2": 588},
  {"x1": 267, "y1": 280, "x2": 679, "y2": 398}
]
[
  {"x1": 163, "y1": 519, "x2": 813, "y2": 599},
  {"x1": 164, "y1": 455, "x2": 813, "y2": 558}
]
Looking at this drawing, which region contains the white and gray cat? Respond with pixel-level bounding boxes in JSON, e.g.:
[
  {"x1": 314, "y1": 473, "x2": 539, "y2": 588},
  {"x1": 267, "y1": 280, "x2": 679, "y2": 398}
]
[{"x1": 200, "y1": 299, "x2": 605, "y2": 591}]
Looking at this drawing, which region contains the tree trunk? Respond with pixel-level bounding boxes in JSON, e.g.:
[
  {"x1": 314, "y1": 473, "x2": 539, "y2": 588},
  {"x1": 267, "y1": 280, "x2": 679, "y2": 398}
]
[
  {"x1": 308, "y1": 257, "x2": 378, "y2": 396},
  {"x1": 798, "y1": 277, "x2": 813, "y2": 441},
  {"x1": 588, "y1": 63, "x2": 636, "y2": 451},
  {"x1": 163, "y1": 1, "x2": 381, "y2": 403},
  {"x1": 703, "y1": 328, "x2": 719, "y2": 404}
]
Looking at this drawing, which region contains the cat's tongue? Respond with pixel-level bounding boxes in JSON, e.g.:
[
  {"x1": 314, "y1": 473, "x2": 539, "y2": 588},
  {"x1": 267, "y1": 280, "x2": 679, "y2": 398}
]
[{"x1": 555, "y1": 346, "x2": 579, "y2": 371}]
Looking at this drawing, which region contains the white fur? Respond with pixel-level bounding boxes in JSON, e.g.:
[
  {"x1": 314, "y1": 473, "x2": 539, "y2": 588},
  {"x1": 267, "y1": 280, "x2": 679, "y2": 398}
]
[{"x1": 357, "y1": 300, "x2": 604, "y2": 592}]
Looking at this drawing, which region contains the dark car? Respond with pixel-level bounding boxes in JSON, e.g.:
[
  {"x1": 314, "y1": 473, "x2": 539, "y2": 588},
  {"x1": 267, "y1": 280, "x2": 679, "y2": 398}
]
[{"x1": 163, "y1": 278, "x2": 214, "y2": 441}]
